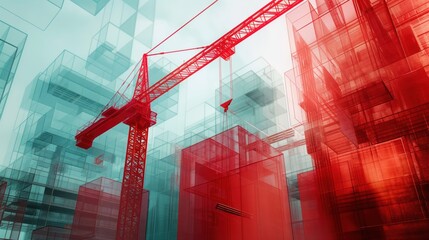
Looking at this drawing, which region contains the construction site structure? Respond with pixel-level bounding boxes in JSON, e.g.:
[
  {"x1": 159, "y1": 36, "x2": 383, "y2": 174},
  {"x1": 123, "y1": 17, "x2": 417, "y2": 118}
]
[
  {"x1": 285, "y1": 0, "x2": 429, "y2": 238},
  {"x1": 75, "y1": 1, "x2": 303, "y2": 239},
  {"x1": 0, "y1": 0, "x2": 428, "y2": 239}
]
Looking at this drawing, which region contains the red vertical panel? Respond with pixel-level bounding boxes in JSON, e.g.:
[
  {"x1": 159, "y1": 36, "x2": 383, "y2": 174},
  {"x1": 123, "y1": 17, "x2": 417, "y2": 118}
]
[
  {"x1": 287, "y1": 0, "x2": 429, "y2": 238},
  {"x1": 70, "y1": 182, "x2": 102, "y2": 239},
  {"x1": 178, "y1": 126, "x2": 293, "y2": 240},
  {"x1": 139, "y1": 190, "x2": 149, "y2": 240},
  {"x1": 0, "y1": 181, "x2": 7, "y2": 223},
  {"x1": 70, "y1": 177, "x2": 149, "y2": 239},
  {"x1": 10, "y1": 199, "x2": 27, "y2": 240},
  {"x1": 298, "y1": 139, "x2": 429, "y2": 239},
  {"x1": 298, "y1": 170, "x2": 335, "y2": 240}
]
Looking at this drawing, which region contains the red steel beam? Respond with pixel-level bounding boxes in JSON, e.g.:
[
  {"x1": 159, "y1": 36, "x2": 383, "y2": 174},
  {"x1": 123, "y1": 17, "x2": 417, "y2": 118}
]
[
  {"x1": 115, "y1": 54, "x2": 153, "y2": 239},
  {"x1": 75, "y1": 98, "x2": 156, "y2": 149},
  {"x1": 116, "y1": 125, "x2": 150, "y2": 239}
]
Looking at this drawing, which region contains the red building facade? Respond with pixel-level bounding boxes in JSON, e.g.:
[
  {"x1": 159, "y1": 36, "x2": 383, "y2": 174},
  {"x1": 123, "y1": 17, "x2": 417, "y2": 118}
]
[
  {"x1": 178, "y1": 126, "x2": 293, "y2": 240},
  {"x1": 286, "y1": 0, "x2": 429, "y2": 239},
  {"x1": 70, "y1": 177, "x2": 149, "y2": 239}
]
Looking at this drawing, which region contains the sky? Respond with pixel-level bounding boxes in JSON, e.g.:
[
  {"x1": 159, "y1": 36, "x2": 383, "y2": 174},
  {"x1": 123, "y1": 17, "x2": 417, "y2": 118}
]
[{"x1": 0, "y1": 0, "x2": 294, "y2": 166}]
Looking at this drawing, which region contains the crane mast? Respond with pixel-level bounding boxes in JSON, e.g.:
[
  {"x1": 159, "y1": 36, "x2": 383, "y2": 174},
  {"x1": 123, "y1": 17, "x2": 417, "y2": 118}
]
[{"x1": 75, "y1": 1, "x2": 303, "y2": 239}]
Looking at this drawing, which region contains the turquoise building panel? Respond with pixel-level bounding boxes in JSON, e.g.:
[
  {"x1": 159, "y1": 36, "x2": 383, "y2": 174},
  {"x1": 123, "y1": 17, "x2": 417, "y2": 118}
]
[
  {"x1": 71, "y1": 0, "x2": 111, "y2": 16},
  {"x1": 0, "y1": 20, "x2": 26, "y2": 118},
  {"x1": 86, "y1": 23, "x2": 133, "y2": 81},
  {"x1": 0, "y1": 0, "x2": 63, "y2": 30}
]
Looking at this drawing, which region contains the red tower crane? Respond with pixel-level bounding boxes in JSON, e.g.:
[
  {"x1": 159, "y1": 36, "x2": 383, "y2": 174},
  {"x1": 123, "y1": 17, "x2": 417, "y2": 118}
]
[{"x1": 75, "y1": 0, "x2": 303, "y2": 239}]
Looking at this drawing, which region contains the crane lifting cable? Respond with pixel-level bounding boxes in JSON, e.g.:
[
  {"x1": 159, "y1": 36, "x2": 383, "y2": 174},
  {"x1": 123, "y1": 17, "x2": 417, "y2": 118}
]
[
  {"x1": 219, "y1": 56, "x2": 234, "y2": 113},
  {"x1": 147, "y1": 0, "x2": 219, "y2": 54},
  {"x1": 219, "y1": 55, "x2": 234, "y2": 131}
]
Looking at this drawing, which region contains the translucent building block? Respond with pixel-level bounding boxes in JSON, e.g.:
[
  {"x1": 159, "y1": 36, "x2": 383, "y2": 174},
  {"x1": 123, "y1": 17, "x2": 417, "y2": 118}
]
[
  {"x1": 285, "y1": 0, "x2": 429, "y2": 239},
  {"x1": 0, "y1": 20, "x2": 27, "y2": 118},
  {"x1": 149, "y1": 58, "x2": 179, "y2": 123},
  {"x1": 0, "y1": 49, "x2": 132, "y2": 237},
  {"x1": 145, "y1": 144, "x2": 180, "y2": 240},
  {"x1": 111, "y1": 0, "x2": 155, "y2": 47},
  {"x1": 70, "y1": 177, "x2": 149, "y2": 239},
  {"x1": 0, "y1": 40, "x2": 16, "y2": 112},
  {"x1": 84, "y1": 0, "x2": 157, "y2": 81},
  {"x1": 0, "y1": 181, "x2": 6, "y2": 223},
  {"x1": 133, "y1": 0, "x2": 156, "y2": 48},
  {"x1": 178, "y1": 126, "x2": 293, "y2": 240},
  {"x1": 0, "y1": 0, "x2": 63, "y2": 30},
  {"x1": 214, "y1": 59, "x2": 286, "y2": 134},
  {"x1": 71, "y1": 0, "x2": 111, "y2": 16},
  {"x1": 99, "y1": 0, "x2": 156, "y2": 60},
  {"x1": 32, "y1": 51, "x2": 114, "y2": 114},
  {"x1": 19, "y1": 50, "x2": 127, "y2": 175},
  {"x1": 86, "y1": 23, "x2": 132, "y2": 81},
  {"x1": 0, "y1": 171, "x2": 33, "y2": 239},
  {"x1": 31, "y1": 226, "x2": 70, "y2": 240}
]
